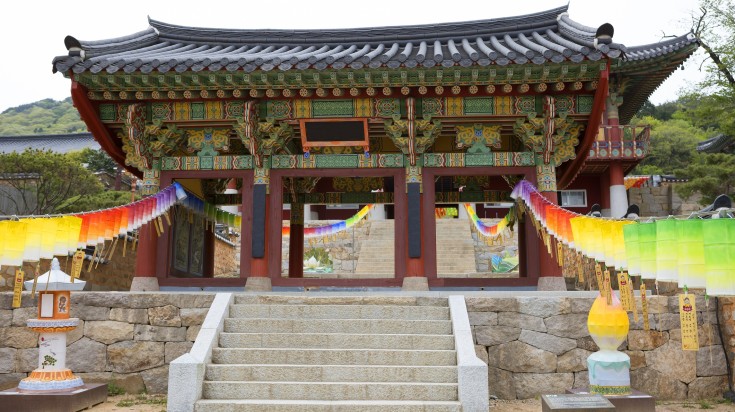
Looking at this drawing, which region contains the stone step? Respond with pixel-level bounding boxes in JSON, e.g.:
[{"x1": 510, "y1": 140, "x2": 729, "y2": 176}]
[
  {"x1": 233, "y1": 295, "x2": 447, "y2": 307},
  {"x1": 211, "y1": 348, "x2": 457, "y2": 366},
  {"x1": 218, "y1": 333, "x2": 454, "y2": 350},
  {"x1": 205, "y1": 364, "x2": 458, "y2": 382},
  {"x1": 195, "y1": 399, "x2": 462, "y2": 412},
  {"x1": 229, "y1": 305, "x2": 449, "y2": 320},
  {"x1": 201, "y1": 381, "x2": 458, "y2": 401},
  {"x1": 223, "y1": 318, "x2": 452, "y2": 335}
]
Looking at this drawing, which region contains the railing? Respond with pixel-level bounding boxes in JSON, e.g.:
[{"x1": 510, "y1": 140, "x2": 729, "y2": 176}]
[{"x1": 588, "y1": 125, "x2": 650, "y2": 160}]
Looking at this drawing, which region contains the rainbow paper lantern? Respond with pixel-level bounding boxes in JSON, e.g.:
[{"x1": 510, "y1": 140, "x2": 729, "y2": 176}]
[
  {"x1": 637, "y1": 222, "x2": 657, "y2": 280},
  {"x1": 702, "y1": 218, "x2": 735, "y2": 296},
  {"x1": 655, "y1": 218, "x2": 678, "y2": 282},
  {"x1": 53, "y1": 217, "x2": 71, "y2": 256},
  {"x1": 623, "y1": 223, "x2": 640, "y2": 276}
]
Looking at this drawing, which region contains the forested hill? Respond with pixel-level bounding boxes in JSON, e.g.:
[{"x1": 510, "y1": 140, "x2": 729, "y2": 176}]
[{"x1": 0, "y1": 98, "x2": 86, "y2": 136}]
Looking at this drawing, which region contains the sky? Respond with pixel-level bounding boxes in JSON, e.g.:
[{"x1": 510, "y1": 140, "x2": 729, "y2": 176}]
[{"x1": 0, "y1": 0, "x2": 706, "y2": 112}]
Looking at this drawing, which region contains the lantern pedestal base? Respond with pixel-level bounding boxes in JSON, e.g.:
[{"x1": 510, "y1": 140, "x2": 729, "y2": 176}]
[
  {"x1": 0, "y1": 383, "x2": 107, "y2": 412},
  {"x1": 245, "y1": 276, "x2": 272, "y2": 291},
  {"x1": 130, "y1": 277, "x2": 160, "y2": 291},
  {"x1": 587, "y1": 350, "x2": 630, "y2": 396},
  {"x1": 537, "y1": 277, "x2": 567, "y2": 291},
  {"x1": 567, "y1": 388, "x2": 655, "y2": 412}
]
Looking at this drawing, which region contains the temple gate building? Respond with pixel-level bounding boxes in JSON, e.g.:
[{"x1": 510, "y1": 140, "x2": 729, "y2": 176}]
[{"x1": 51, "y1": 5, "x2": 697, "y2": 291}]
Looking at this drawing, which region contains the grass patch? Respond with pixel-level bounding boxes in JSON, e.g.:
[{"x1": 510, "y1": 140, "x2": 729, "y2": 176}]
[
  {"x1": 113, "y1": 394, "x2": 167, "y2": 408},
  {"x1": 699, "y1": 401, "x2": 713, "y2": 409},
  {"x1": 107, "y1": 383, "x2": 125, "y2": 396}
]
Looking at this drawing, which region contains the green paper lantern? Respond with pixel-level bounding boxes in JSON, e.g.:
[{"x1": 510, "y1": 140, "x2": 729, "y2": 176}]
[
  {"x1": 638, "y1": 222, "x2": 657, "y2": 280},
  {"x1": 677, "y1": 219, "x2": 706, "y2": 289},
  {"x1": 623, "y1": 223, "x2": 640, "y2": 276},
  {"x1": 655, "y1": 219, "x2": 678, "y2": 282},
  {"x1": 703, "y1": 218, "x2": 735, "y2": 296}
]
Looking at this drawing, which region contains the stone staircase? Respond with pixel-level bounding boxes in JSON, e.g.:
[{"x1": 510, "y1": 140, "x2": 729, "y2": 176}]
[
  {"x1": 194, "y1": 295, "x2": 462, "y2": 411},
  {"x1": 354, "y1": 220, "x2": 395, "y2": 275},
  {"x1": 435, "y1": 219, "x2": 478, "y2": 276}
]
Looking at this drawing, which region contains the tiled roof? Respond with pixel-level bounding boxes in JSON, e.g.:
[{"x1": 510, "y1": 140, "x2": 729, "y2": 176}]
[
  {"x1": 52, "y1": 6, "x2": 652, "y2": 75},
  {"x1": 697, "y1": 134, "x2": 735, "y2": 153},
  {"x1": 0, "y1": 133, "x2": 99, "y2": 154}
]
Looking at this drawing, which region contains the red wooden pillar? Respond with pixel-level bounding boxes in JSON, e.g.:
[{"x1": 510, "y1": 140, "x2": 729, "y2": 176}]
[
  {"x1": 245, "y1": 173, "x2": 272, "y2": 290},
  {"x1": 131, "y1": 222, "x2": 160, "y2": 290},
  {"x1": 288, "y1": 204, "x2": 304, "y2": 278},
  {"x1": 538, "y1": 191, "x2": 562, "y2": 279},
  {"x1": 401, "y1": 173, "x2": 428, "y2": 290},
  {"x1": 405, "y1": 191, "x2": 425, "y2": 277}
]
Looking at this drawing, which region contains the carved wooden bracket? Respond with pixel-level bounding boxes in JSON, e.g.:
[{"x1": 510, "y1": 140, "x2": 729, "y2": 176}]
[
  {"x1": 235, "y1": 101, "x2": 293, "y2": 168},
  {"x1": 513, "y1": 96, "x2": 583, "y2": 166},
  {"x1": 187, "y1": 128, "x2": 230, "y2": 156},
  {"x1": 455, "y1": 124, "x2": 502, "y2": 154},
  {"x1": 124, "y1": 104, "x2": 185, "y2": 171},
  {"x1": 384, "y1": 97, "x2": 441, "y2": 166}
]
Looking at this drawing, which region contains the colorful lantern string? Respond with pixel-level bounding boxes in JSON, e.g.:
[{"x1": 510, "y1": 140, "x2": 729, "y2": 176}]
[
  {"x1": 511, "y1": 179, "x2": 734, "y2": 296},
  {"x1": 464, "y1": 203, "x2": 514, "y2": 239},
  {"x1": 283, "y1": 204, "x2": 374, "y2": 238}
]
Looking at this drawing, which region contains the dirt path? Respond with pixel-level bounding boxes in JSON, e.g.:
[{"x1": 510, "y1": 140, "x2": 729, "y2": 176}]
[{"x1": 90, "y1": 396, "x2": 734, "y2": 411}]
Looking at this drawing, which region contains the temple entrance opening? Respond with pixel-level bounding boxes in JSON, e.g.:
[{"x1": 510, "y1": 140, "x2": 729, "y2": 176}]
[{"x1": 431, "y1": 175, "x2": 519, "y2": 279}]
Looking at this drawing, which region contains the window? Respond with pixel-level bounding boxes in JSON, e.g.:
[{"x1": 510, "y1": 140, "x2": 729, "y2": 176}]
[{"x1": 558, "y1": 190, "x2": 587, "y2": 207}]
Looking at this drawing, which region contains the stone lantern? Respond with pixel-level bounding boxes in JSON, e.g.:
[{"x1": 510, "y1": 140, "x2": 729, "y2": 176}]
[
  {"x1": 19, "y1": 257, "x2": 86, "y2": 391},
  {"x1": 0, "y1": 257, "x2": 105, "y2": 412}
]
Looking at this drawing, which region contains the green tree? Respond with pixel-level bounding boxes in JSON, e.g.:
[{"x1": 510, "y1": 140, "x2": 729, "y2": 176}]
[
  {"x1": 633, "y1": 116, "x2": 708, "y2": 175},
  {"x1": 69, "y1": 148, "x2": 119, "y2": 175},
  {"x1": 675, "y1": 153, "x2": 735, "y2": 204},
  {"x1": 0, "y1": 149, "x2": 103, "y2": 215},
  {"x1": 55, "y1": 190, "x2": 131, "y2": 214}
]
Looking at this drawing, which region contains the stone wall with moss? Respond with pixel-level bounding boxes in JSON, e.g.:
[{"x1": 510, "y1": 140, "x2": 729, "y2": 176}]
[{"x1": 0, "y1": 292, "x2": 214, "y2": 394}]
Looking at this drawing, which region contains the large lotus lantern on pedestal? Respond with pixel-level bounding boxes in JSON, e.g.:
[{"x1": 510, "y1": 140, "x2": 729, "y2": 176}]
[{"x1": 587, "y1": 293, "x2": 631, "y2": 396}]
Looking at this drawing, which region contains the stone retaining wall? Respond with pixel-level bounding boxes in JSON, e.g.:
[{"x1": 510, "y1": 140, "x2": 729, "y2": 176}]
[
  {"x1": 467, "y1": 295, "x2": 730, "y2": 400},
  {"x1": 1, "y1": 292, "x2": 732, "y2": 400},
  {"x1": 629, "y1": 185, "x2": 702, "y2": 217},
  {"x1": 0, "y1": 292, "x2": 214, "y2": 394}
]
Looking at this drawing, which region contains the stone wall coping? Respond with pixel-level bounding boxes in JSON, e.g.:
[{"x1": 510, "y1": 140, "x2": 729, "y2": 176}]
[
  {"x1": 449, "y1": 295, "x2": 489, "y2": 412},
  {"x1": 168, "y1": 292, "x2": 233, "y2": 412}
]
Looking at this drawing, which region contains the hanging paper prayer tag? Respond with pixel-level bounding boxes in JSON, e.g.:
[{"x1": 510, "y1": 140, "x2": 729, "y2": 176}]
[
  {"x1": 679, "y1": 294, "x2": 699, "y2": 351},
  {"x1": 603, "y1": 269, "x2": 612, "y2": 305},
  {"x1": 12, "y1": 269, "x2": 24, "y2": 308},
  {"x1": 617, "y1": 271, "x2": 629, "y2": 311},
  {"x1": 631, "y1": 277, "x2": 639, "y2": 323},
  {"x1": 594, "y1": 263, "x2": 603, "y2": 292},
  {"x1": 641, "y1": 284, "x2": 650, "y2": 331},
  {"x1": 556, "y1": 241, "x2": 564, "y2": 268},
  {"x1": 577, "y1": 254, "x2": 584, "y2": 283},
  {"x1": 31, "y1": 263, "x2": 40, "y2": 298},
  {"x1": 71, "y1": 250, "x2": 85, "y2": 281}
]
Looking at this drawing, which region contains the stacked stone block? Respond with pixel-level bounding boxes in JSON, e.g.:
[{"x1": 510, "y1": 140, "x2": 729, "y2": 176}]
[{"x1": 0, "y1": 292, "x2": 214, "y2": 393}]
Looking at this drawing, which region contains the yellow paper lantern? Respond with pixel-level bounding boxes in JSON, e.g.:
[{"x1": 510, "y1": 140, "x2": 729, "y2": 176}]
[
  {"x1": 66, "y1": 216, "x2": 83, "y2": 254},
  {"x1": 53, "y1": 217, "x2": 71, "y2": 256},
  {"x1": 22, "y1": 218, "x2": 45, "y2": 262},
  {"x1": 3, "y1": 220, "x2": 27, "y2": 267},
  {"x1": 39, "y1": 218, "x2": 59, "y2": 260}
]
